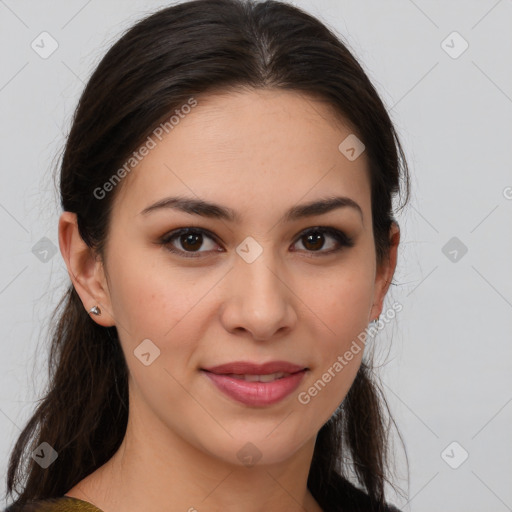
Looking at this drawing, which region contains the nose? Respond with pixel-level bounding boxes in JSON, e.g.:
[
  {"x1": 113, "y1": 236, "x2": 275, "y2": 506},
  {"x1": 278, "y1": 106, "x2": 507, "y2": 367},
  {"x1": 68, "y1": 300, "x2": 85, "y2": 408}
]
[{"x1": 219, "y1": 245, "x2": 297, "y2": 341}]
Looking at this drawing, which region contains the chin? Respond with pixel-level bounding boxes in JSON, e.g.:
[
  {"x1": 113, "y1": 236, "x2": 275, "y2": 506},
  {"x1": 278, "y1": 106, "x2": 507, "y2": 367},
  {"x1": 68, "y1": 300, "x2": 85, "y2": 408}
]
[{"x1": 197, "y1": 427, "x2": 311, "y2": 469}]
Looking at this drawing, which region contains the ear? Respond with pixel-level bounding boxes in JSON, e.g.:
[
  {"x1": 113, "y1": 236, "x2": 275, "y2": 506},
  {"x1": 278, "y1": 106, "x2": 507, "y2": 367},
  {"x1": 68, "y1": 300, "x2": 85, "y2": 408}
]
[
  {"x1": 369, "y1": 221, "x2": 400, "y2": 322},
  {"x1": 58, "y1": 211, "x2": 115, "y2": 327}
]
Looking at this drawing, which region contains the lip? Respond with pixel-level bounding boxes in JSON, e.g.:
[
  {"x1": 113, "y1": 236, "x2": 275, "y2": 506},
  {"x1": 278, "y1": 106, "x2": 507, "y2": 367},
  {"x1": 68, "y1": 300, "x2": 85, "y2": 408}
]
[
  {"x1": 202, "y1": 369, "x2": 307, "y2": 407},
  {"x1": 202, "y1": 360, "x2": 307, "y2": 375},
  {"x1": 201, "y1": 360, "x2": 308, "y2": 407}
]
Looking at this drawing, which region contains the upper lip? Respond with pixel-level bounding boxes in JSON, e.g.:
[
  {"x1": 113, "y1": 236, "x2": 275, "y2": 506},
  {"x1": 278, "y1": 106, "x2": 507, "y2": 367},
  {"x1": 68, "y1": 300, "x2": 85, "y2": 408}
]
[{"x1": 202, "y1": 361, "x2": 307, "y2": 375}]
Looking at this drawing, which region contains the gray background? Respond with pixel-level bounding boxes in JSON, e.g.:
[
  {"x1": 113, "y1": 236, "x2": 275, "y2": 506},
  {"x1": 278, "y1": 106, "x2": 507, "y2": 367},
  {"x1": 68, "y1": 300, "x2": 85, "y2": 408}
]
[{"x1": 1, "y1": 0, "x2": 511, "y2": 510}]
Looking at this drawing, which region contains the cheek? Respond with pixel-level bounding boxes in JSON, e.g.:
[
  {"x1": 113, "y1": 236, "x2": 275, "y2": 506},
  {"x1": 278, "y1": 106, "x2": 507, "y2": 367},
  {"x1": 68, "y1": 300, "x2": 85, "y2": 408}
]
[
  {"x1": 107, "y1": 253, "x2": 224, "y2": 390},
  {"x1": 108, "y1": 259, "x2": 203, "y2": 402},
  {"x1": 107, "y1": 250, "x2": 207, "y2": 340},
  {"x1": 295, "y1": 258, "x2": 374, "y2": 422},
  {"x1": 304, "y1": 256, "x2": 375, "y2": 342}
]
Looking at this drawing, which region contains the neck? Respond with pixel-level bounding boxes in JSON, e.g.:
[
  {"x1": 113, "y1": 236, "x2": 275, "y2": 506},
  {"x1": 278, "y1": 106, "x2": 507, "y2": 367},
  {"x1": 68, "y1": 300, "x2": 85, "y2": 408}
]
[{"x1": 66, "y1": 389, "x2": 323, "y2": 512}]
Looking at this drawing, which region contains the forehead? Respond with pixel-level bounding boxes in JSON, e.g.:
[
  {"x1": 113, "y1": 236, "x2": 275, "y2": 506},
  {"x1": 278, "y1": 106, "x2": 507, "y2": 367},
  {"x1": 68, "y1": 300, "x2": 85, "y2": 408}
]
[{"x1": 112, "y1": 88, "x2": 371, "y2": 223}]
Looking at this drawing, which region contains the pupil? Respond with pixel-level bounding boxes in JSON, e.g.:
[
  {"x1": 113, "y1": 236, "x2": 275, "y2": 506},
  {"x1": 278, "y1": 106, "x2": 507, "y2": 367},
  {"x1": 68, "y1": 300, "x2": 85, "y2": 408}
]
[
  {"x1": 182, "y1": 233, "x2": 202, "y2": 251},
  {"x1": 305, "y1": 232, "x2": 323, "y2": 251}
]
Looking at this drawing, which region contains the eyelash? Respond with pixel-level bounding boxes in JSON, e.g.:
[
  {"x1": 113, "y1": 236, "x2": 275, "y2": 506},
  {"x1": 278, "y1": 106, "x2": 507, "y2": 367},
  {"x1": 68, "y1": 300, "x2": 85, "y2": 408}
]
[{"x1": 159, "y1": 226, "x2": 354, "y2": 259}]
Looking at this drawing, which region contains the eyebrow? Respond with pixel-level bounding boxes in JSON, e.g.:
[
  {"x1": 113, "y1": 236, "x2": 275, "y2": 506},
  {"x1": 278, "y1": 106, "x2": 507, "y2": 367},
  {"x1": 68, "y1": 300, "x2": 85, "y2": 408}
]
[{"x1": 140, "y1": 195, "x2": 363, "y2": 223}]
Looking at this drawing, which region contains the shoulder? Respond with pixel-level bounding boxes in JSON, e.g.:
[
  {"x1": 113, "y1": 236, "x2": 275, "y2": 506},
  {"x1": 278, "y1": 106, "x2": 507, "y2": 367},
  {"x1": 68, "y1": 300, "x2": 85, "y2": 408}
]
[
  {"x1": 324, "y1": 472, "x2": 402, "y2": 512},
  {"x1": 3, "y1": 497, "x2": 104, "y2": 512}
]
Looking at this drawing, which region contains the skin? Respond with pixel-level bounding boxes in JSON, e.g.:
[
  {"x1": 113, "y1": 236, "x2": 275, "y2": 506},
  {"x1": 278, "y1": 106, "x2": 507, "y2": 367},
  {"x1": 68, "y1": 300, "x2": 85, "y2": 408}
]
[{"x1": 59, "y1": 88, "x2": 399, "y2": 512}]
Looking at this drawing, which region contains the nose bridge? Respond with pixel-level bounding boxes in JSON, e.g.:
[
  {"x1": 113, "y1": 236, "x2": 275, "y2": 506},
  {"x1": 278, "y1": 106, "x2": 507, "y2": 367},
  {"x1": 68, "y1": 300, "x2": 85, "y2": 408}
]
[
  {"x1": 225, "y1": 235, "x2": 294, "y2": 337},
  {"x1": 235, "y1": 236, "x2": 283, "y2": 304}
]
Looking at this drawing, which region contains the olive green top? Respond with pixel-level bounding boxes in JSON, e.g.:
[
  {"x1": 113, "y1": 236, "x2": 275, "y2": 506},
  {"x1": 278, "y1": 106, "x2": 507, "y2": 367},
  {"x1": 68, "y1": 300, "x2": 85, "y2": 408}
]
[{"x1": 4, "y1": 497, "x2": 104, "y2": 512}]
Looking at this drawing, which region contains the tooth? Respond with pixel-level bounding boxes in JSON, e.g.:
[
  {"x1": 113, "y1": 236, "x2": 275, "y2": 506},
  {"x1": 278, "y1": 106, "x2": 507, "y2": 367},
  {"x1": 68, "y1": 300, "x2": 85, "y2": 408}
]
[
  {"x1": 221, "y1": 372, "x2": 291, "y2": 382},
  {"x1": 245, "y1": 372, "x2": 289, "y2": 382},
  {"x1": 258, "y1": 373, "x2": 276, "y2": 382}
]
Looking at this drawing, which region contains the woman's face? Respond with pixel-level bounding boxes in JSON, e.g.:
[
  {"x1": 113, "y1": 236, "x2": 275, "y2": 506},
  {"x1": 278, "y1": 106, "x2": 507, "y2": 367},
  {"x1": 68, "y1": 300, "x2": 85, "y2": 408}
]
[{"x1": 88, "y1": 89, "x2": 396, "y2": 467}]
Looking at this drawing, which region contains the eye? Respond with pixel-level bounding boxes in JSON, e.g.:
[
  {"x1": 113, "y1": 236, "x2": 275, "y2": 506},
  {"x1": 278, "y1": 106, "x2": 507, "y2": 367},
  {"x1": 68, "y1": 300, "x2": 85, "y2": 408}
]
[
  {"x1": 160, "y1": 228, "x2": 222, "y2": 258},
  {"x1": 159, "y1": 226, "x2": 354, "y2": 259},
  {"x1": 291, "y1": 227, "x2": 354, "y2": 256}
]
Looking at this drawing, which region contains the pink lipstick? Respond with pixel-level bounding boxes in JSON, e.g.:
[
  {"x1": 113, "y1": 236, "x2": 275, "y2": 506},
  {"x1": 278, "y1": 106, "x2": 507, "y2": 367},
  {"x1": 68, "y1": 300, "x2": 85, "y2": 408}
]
[{"x1": 201, "y1": 361, "x2": 308, "y2": 407}]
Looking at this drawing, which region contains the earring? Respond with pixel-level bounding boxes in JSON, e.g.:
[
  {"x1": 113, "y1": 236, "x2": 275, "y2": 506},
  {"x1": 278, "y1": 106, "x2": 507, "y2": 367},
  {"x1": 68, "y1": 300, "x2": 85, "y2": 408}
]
[{"x1": 89, "y1": 305, "x2": 101, "y2": 316}]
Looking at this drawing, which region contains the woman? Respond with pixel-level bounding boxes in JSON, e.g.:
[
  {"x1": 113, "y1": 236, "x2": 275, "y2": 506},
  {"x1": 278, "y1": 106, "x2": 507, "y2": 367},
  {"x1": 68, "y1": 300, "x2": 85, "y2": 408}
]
[{"x1": 4, "y1": 0, "x2": 410, "y2": 510}]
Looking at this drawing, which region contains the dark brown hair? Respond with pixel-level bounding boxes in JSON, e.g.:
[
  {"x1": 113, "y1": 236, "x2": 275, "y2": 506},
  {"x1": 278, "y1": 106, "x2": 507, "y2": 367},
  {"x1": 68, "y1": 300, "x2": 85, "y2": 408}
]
[{"x1": 5, "y1": 1, "x2": 410, "y2": 510}]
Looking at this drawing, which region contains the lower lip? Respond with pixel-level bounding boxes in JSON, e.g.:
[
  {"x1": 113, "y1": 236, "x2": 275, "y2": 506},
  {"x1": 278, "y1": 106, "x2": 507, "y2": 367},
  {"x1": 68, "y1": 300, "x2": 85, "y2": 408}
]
[{"x1": 202, "y1": 370, "x2": 307, "y2": 407}]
